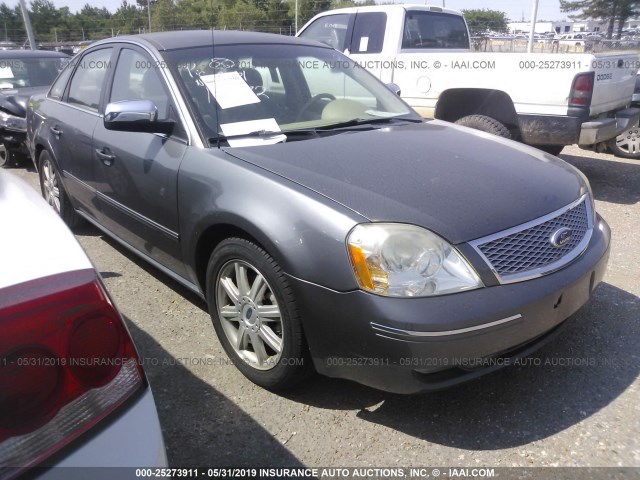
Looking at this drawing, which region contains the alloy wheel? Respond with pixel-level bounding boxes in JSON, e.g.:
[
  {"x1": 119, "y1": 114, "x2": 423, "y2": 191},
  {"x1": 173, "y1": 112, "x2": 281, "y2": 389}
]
[
  {"x1": 215, "y1": 260, "x2": 284, "y2": 370},
  {"x1": 41, "y1": 158, "x2": 61, "y2": 213}
]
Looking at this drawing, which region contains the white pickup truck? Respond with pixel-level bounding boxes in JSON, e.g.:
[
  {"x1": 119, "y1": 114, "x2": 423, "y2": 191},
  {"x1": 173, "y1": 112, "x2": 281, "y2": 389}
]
[{"x1": 297, "y1": 4, "x2": 640, "y2": 154}]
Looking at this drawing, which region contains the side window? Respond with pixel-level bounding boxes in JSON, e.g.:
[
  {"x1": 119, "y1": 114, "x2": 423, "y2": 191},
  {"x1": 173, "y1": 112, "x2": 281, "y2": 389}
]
[
  {"x1": 402, "y1": 11, "x2": 470, "y2": 49},
  {"x1": 298, "y1": 14, "x2": 351, "y2": 51},
  {"x1": 48, "y1": 62, "x2": 73, "y2": 100},
  {"x1": 110, "y1": 48, "x2": 171, "y2": 121},
  {"x1": 351, "y1": 12, "x2": 386, "y2": 54},
  {"x1": 67, "y1": 48, "x2": 113, "y2": 111}
]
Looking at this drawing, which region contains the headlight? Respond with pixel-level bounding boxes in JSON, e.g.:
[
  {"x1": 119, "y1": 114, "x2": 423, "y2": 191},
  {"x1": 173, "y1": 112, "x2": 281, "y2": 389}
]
[
  {"x1": 0, "y1": 111, "x2": 27, "y2": 132},
  {"x1": 347, "y1": 223, "x2": 483, "y2": 297}
]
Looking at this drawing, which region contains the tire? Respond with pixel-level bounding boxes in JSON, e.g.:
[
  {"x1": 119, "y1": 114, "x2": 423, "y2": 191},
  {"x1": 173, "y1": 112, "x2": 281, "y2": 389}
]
[
  {"x1": 607, "y1": 126, "x2": 640, "y2": 159},
  {"x1": 537, "y1": 145, "x2": 564, "y2": 156},
  {"x1": 0, "y1": 144, "x2": 26, "y2": 168},
  {"x1": 206, "y1": 238, "x2": 312, "y2": 390},
  {"x1": 454, "y1": 115, "x2": 512, "y2": 139},
  {"x1": 38, "y1": 150, "x2": 81, "y2": 228},
  {"x1": 0, "y1": 144, "x2": 7, "y2": 168}
]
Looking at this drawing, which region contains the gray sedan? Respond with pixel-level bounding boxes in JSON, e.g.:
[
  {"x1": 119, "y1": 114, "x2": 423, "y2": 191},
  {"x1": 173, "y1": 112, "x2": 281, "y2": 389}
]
[{"x1": 27, "y1": 31, "x2": 610, "y2": 394}]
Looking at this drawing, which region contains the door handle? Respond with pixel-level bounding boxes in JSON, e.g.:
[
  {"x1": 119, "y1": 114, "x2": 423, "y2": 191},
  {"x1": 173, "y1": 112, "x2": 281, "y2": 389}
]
[
  {"x1": 50, "y1": 126, "x2": 62, "y2": 137},
  {"x1": 95, "y1": 148, "x2": 116, "y2": 166}
]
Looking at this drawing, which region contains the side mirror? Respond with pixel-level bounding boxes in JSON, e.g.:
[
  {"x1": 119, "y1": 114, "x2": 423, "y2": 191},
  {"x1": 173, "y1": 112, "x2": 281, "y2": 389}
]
[
  {"x1": 104, "y1": 100, "x2": 174, "y2": 134},
  {"x1": 386, "y1": 83, "x2": 401, "y2": 96}
]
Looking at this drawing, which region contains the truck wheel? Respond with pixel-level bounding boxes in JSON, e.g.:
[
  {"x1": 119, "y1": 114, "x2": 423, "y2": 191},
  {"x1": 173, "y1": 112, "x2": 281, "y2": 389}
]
[
  {"x1": 454, "y1": 115, "x2": 512, "y2": 139},
  {"x1": 607, "y1": 127, "x2": 640, "y2": 159},
  {"x1": 537, "y1": 145, "x2": 564, "y2": 156}
]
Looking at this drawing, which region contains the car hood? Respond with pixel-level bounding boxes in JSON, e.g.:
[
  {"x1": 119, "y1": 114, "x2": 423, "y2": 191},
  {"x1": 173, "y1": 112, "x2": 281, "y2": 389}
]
[
  {"x1": 224, "y1": 120, "x2": 589, "y2": 244},
  {"x1": 0, "y1": 86, "x2": 47, "y2": 117}
]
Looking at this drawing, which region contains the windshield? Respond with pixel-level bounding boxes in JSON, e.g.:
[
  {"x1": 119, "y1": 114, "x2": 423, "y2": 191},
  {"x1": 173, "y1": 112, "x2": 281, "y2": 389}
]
[
  {"x1": 163, "y1": 43, "x2": 418, "y2": 143},
  {"x1": 0, "y1": 57, "x2": 68, "y2": 89}
]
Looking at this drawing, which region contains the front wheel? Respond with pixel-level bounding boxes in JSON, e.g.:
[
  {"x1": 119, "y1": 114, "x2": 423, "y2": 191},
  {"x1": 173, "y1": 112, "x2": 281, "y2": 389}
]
[
  {"x1": 454, "y1": 115, "x2": 512, "y2": 139},
  {"x1": 607, "y1": 127, "x2": 640, "y2": 159},
  {"x1": 206, "y1": 238, "x2": 311, "y2": 390}
]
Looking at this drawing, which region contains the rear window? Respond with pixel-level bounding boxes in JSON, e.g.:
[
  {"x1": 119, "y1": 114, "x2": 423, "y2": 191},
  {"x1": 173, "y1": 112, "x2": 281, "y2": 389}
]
[
  {"x1": 0, "y1": 57, "x2": 68, "y2": 90},
  {"x1": 351, "y1": 12, "x2": 387, "y2": 54},
  {"x1": 298, "y1": 14, "x2": 350, "y2": 51},
  {"x1": 402, "y1": 11, "x2": 469, "y2": 50}
]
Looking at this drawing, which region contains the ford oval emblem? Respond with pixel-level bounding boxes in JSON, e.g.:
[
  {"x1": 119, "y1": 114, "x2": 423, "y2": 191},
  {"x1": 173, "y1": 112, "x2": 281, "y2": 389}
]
[{"x1": 550, "y1": 227, "x2": 573, "y2": 248}]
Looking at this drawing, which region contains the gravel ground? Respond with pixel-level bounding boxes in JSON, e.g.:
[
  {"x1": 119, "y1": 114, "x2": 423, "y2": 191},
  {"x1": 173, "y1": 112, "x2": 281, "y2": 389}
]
[{"x1": 10, "y1": 144, "x2": 640, "y2": 469}]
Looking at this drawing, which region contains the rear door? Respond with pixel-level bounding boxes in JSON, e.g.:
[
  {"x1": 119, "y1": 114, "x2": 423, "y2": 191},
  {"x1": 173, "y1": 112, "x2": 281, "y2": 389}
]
[
  {"x1": 42, "y1": 46, "x2": 114, "y2": 217},
  {"x1": 346, "y1": 10, "x2": 390, "y2": 80},
  {"x1": 92, "y1": 45, "x2": 188, "y2": 275}
]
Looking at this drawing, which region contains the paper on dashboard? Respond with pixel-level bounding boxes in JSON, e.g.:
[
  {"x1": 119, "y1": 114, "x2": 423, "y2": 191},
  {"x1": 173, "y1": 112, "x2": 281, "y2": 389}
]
[
  {"x1": 220, "y1": 118, "x2": 287, "y2": 147},
  {"x1": 200, "y1": 71, "x2": 261, "y2": 109},
  {"x1": 0, "y1": 66, "x2": 14, "y2": 79}
]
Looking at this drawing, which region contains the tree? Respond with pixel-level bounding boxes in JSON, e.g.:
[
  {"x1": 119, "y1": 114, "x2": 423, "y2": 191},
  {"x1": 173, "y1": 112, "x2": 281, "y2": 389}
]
[
  {"x1": 151, "y1": 0, "x2": 177, "y2": 31},
  {"x1": 291, "y1": 0, "x2": 331, "y2": 30},
  {"x1": 330, "y1": 0, "x2": 374, "y2": 8},
  {"x1": 262, "y1": 0, "x2": 293, "y2": 34},
  {"x1": 0, "y1": 3, "x2": 25, "y2": 42},
  {"x1": 68, "y1": 4, "x2": 112, "y2": 39},
  {"x1": 462, "y1": 9, "x2": 508, "y2": 35},
  {"x1": 111, "y1": 1, "x2": 145, "y2": 36},
  {"x1": 174, "y1": 0, "x2": 216, "y2": 29},
  {"x1": 30, "y1": 0, "x2": 63, "y2": 41},
  {"x1": 216, "y1": 0, "x2": 267, "y2": 30},
  {"x1": 560, "y1": 0, "x2": 640, "y2": 39}
]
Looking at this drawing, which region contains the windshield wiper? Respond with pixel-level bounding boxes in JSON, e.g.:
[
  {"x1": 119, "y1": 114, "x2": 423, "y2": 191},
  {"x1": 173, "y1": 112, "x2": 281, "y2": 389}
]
[
  {"x1": 210, "y1": 128, "x2": 320, "y2": 147},
  {"x1": 209, "y1": 130, "x2": 285, "y2": 147},
  {"x1": 314, "y1": 116, "x2": 423, "y2": 131}
]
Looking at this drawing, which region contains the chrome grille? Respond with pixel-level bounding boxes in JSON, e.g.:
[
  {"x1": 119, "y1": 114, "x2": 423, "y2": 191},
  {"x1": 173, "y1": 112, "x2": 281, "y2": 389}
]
[{"x1": 473, "y1": 196, "x2": 592, "y2": 282}]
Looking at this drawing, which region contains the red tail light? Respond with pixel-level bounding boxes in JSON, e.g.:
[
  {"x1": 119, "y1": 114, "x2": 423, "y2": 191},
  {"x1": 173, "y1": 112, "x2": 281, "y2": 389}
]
[
  {"x1": 569, "y1": 72, "x2": 594, "y2": 107},
  {"x1": 0, "y1": 269, "x2": 144, "y2": 478}
]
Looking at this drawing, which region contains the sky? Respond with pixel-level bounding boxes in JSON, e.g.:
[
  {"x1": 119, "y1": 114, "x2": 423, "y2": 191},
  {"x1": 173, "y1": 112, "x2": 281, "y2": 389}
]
[{"x1": 3, "y1": 0, "x2": 571, "y2": 22}]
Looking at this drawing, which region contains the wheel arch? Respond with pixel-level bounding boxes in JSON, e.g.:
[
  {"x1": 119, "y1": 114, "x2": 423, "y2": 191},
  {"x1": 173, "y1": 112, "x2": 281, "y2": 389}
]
[
  {"x1": 435, "y1": 88, "x2": 521, "y2": 138},
  {"x1": 191, "y1": 218, "x2": 292, "y2": 297},
  {"x1": 33, "y1": 143, "x2": 46, "y2": 170}
]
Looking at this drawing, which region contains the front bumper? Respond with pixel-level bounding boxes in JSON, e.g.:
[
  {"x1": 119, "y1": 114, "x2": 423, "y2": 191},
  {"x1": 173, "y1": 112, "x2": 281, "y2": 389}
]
[
  {"x1": 0, "y1": 128, "x2": 28, "y2": 155},
  {"x1": 290, "y1": 216, "x2": 610, "y2": 394}
]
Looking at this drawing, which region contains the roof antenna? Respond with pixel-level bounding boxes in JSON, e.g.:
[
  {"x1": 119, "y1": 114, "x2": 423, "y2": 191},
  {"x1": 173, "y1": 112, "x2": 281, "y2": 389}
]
[{"x1": 210, "y1": 1, "x2": 222, "y2": 149}]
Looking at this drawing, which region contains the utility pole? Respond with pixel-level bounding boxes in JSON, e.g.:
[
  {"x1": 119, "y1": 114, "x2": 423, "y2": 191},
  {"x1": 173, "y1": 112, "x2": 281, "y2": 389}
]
[
  {"x1": 294, "y1": 0, "x2": 298, "y2": 34},
  {"x1": 54, "y1": 28, "x2": 57, "y2": 43},
  {"x1": 527, "y1": 0, "x2": 539, "y2": 53},
  {"x1": 18, "y1": 0, "x2": 36, "y2": 50},
  {"x1": 147, "y1": 0, "x2": 152, "y2": 33}
]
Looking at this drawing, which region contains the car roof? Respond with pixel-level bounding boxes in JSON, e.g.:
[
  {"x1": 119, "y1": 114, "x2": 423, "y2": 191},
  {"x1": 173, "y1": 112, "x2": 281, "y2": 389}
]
[
  {"x1": 99, "y1": 30, "x2": 329, "y2": 52},
  {"x1": 316, "y1": 4, "x2": 463, "y2": 16},
  {"x1": 0, "y1": 49, "x2": 69, "y2": 59}
]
